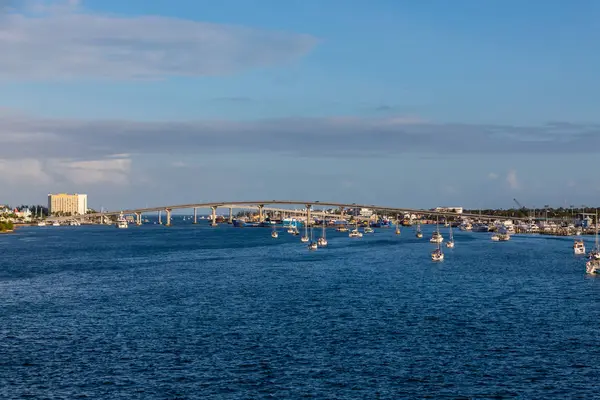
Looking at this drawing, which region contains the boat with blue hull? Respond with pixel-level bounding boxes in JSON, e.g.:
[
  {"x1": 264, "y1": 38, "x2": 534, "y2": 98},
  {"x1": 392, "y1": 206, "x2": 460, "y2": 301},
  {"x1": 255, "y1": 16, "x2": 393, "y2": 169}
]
[{"x1": 233, "y1": 220, "x2": 276, "y2": 228}]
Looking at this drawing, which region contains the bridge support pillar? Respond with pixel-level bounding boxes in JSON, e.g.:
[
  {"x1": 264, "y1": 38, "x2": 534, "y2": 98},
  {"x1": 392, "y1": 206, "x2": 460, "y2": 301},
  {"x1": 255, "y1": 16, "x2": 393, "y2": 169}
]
[
  {"x1": 193, "y1": 207, "x2": 197, "y2": 224},
  {"x1": 228, "y1": 207, "x2": 233, "y2": 224},
  {"x1": 158, "y1": 210, "x2": 162, "y2": 225},
  {"x1": 306, "y1": 204, "x2": 312, "y2": 226},
  {"x1": 258, "y1": 205, "x2": 264, "y2": 223},
  {"x1": 165, "y1": 209, "x2": 171, "y2": 226},
  {"x1": 135, "y1": 212, "x2": 142, "y2": 226},
  {"x1": 210, "y1": 206, "x2": 217, "y2": 227}
]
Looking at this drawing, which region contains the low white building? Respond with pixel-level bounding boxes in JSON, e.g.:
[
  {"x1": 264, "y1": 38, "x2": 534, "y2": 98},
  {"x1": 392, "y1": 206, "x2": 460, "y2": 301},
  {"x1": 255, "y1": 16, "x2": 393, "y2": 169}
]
[
  {"x1": 359, "y1": 208, "x2": 373, "y2": 217},
  {"x1": 435, "y1": 207, "x2": 463, "y2": 214}
]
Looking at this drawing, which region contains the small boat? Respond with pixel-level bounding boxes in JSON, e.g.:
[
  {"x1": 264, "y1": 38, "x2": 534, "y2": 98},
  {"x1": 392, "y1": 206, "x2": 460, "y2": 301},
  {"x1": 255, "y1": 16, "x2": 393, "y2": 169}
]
[
  {"x1": 349, "y1": 229, "x2": 363, "y2": 238},
  {"x1": 364, "y1": 227, "x2": 374, "y2": 234},
  {"x1": 573, "y1": 239, "x2": 586, "y2": 255},
  {"x1": 52, "y1": 221, "x2": 60, "y2": 227},
  {"x1": 318, "y1": 219, "x2": 328, "y2": 247},
  {"x1": 498, "y1": 233, "x2": 511, "y2": 241},
  {"x1": 37, "y1": 221, "x2": 46, "y2": 227},
  {"x1": 445, "y1": 224, "x2": 455, "y2": 248},
  {"x1": 300, "y1": 210, "x2": 309, "y2": 242},
  {"x1": 491, "y1": 234, "x2": 500, "y2": 241},
  {"x1": 431, "y1": 242, "x2": 444, "y2": 262},
  {"x1": 308, "y1": 227, "x2": 318, "y2": 250},
  {"x1": 116, "y1": 213, "x2": 128, "y2": 229},
  {"x1": 271, "y1": 226, "x2": 278, "y2": 238},
  {"x1": 588, "y1": 212, "x2": 600, "y2": 262},
  {"x1": 416, "y1": 222, "x2": 423, "y2": 238},
  {"x1": 336, "y1": 226, "x2": 349, "y2": 232},
  {"x1": 395, "y1": 219, "x2": 401, "y2": 235},
  {"x1": 586, "y1": 259, "x2": 600, "y2": 274},
  {"x1": 430, "y1": 231, "x2": 443, "y2": 243}
]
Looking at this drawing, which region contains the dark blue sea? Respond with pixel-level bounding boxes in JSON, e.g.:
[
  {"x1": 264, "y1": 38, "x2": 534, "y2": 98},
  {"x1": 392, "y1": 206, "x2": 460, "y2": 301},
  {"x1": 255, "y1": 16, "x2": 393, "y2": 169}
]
[{"x1": 2, "y1": 222, "x2": 599, "y2": 399}]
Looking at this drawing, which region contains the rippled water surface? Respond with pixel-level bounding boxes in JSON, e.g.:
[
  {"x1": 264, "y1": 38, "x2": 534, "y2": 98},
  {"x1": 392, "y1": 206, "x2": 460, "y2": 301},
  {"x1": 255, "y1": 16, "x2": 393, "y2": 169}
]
[{"x1": 2, "y1": 223, "x2": 600, "y2": 399}]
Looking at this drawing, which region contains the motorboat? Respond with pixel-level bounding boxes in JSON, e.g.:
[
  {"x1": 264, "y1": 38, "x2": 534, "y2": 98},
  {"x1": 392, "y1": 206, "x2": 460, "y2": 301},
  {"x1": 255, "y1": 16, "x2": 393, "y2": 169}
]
[
  {"x1": 573, "y1": 239, "x2": 586, "y2": 255},
  {"x1": 498, "y1": 233, "x2": 510, "y2": 241},
  {"x1": 491, "y1": 234, "x2": 500, "y2": 241},
  {"x1": 364, "y1": 227, "x2": 374, "y2": 234},
  {"x1": 52, "y1": 221, "x2": 60, "y2": 227},
  {"x1": 37, "y1": 221, "x2": 46, "y2": 227},
  {"x1": 116, "y1": 214, "x2": 128, "y2": 229}
]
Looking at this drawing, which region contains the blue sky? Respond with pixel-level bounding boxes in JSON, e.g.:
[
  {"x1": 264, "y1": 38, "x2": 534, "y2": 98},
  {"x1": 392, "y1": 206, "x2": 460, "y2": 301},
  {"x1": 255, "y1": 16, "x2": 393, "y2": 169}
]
[{"x1": 1, "y1": 0, "x2": 599, "y2": 210}]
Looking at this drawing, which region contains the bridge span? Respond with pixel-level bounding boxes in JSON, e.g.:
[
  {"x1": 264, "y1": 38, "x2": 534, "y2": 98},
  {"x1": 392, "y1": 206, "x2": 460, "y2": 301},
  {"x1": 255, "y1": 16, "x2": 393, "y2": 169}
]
[{"x1": 51, "y1": 200, "x2": 529, "y2": 226}]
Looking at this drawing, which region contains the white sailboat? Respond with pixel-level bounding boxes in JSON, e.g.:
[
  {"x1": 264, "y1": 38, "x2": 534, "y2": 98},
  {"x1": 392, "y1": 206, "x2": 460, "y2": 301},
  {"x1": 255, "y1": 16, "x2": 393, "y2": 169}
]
[
  {"x1": 349, "y1": 211, "x2": 363, "y2": 238},
  {"x1": 271, "y1": 225, "x2": 278, "y2": 238},
  {"x1": 416, "y1": 221, "x2": 423, "y2": 238},
  {"x1": 445, "y1": 223, "x2": 455, "y2": 248},
  {"x1": 430, "y1": 217, "x2": 443, "y2": 243},
  {"x1": 308, "y1": 226, "x2": 318, "y2": 250},
  {"x1": 300, "y1": 211, "x2": 309, "y2": 243},
  {"x1": 431, "y1": 240, "x2": 444, "y2": 261},
  {"x1": 586, "y1": 212, "x2": 600, "y2": 274},
  {"x1": 395, "y1": 218, "x2": 401, "y2": 235},
  {"x1": 317, "y1": 218, "x2": 328, "y2": 247}
]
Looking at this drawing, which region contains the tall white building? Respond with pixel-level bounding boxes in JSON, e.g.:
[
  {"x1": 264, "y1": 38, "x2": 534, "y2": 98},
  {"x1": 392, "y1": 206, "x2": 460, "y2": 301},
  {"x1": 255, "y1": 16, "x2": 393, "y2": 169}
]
[
  {"x1": 48, "y1": 193, "x2": 88, "y2": 215},
  {"x1": 77, "y1": 194, "x2": 88, "y2": 215}
]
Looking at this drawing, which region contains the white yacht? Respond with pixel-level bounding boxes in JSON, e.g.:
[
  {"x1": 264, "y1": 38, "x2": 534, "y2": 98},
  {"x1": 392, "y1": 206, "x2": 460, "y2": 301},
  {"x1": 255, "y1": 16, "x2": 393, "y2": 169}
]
[
  {"x1": 430, "y1": 231, "x2": 443, "y2": 243},
  {"x1": 52, "y1": 221, "x2": 60, "y2": 227},
  {"x1": 37, "y1": 221, "x2": 46, "y2": 227},
  {"x1": 116, "y1": 214, "x2": 128, "y2": 229},
  {"x1": 573, "y1": 239, "x2": 586, "y2": 255}
]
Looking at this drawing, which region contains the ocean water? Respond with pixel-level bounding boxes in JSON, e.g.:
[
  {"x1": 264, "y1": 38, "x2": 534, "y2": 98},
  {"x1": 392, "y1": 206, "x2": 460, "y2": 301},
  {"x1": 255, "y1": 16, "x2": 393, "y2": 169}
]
[{"x1": 1, "y1": 223, "x2": 599, "y2": 399}]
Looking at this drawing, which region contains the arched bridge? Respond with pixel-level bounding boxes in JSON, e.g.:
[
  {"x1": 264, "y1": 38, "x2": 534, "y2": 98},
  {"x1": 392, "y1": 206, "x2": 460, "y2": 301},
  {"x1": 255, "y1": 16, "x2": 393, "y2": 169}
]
[{"x1": 51, "y1": 200, "x2": 529, "y2": 226}]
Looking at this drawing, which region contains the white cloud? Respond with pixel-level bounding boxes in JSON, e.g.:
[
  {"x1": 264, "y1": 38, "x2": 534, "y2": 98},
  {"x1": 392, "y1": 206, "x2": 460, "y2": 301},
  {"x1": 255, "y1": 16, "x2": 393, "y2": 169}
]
[
  {"x1": 0, "y1": 156, "x2": 131, "y2": 185},
  {"x1": 506, "y1": 169, "x2": 519, "y2": 189},
  {"x1": 0, "y1": 1, "x2": 317, "y2": 80},
  {"x1": 488, "y1": 172, "x2": 499, "y2": 180},
  {"x1": 0, "y1": 158, "x2": 51, "y2": 183}
]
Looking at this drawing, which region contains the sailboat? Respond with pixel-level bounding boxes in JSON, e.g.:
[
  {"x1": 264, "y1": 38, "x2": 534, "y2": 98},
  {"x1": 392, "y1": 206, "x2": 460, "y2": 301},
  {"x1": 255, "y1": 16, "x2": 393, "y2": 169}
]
[
  {"x1": 300, "y1": 210, "x2": 309, "y2": 243},
  {"x1": 318, "y1": 218, "x2": 328, "y2": 247},
  {"x1": 430, "y1": 217, "x2": 443, "y2": 243},
  {"x1": 586, "y1": 211, "x2": 600, "y2": 274},
  {"x1": 271, "y1": 224, "x2": 278, "y2": 238},
  {"x1": 416, "y1": 221, "x2": 423, "y2": 238},
  {"x1": 395, "y1": 218, "x2": 401, "y2": 235},
  {"x1": 431, "y1": 240, "x2": 444, "y2": 261},
  {"x1": 349, "y1": 210, "x2": 363, "y2": 238},
  {"x1": 308, "y1": 226, "x2": 318, "y2": 250},
  {"x1": 445, "y1": 222, "x2": 455, "y2": 248}
]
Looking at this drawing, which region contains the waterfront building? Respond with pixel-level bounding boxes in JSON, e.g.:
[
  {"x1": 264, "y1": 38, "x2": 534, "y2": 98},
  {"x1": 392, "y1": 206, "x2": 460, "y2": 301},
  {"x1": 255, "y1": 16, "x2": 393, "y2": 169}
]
[
  {"x1": 435, "y1": 207, "x2": 463, "y2": 214},
  {"x1": 48, "y1": 193, "x2": 88, "y2": 215}
]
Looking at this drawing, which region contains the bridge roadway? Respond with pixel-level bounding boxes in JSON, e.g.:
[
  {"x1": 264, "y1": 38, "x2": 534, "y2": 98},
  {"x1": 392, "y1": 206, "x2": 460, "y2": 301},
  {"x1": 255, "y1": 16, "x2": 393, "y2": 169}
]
[{"x1": 53, "y1": 200, "x2": 529, "y2": 223}]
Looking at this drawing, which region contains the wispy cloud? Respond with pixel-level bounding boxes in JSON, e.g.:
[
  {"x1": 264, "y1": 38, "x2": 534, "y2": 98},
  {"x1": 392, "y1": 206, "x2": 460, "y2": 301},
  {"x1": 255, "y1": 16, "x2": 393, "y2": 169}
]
[
  {"x1": 488, "y1": 172, "x2": 499, "y2": 180},
  {"x1": 0, "y1": 1, "x2": 318, "y2": 80},
  {"x1": 506, "y1": 169, "x2": 519, "y2": 189},
  {"x1": 1, "y1": 112, "x2": 599, "y2": 162}
]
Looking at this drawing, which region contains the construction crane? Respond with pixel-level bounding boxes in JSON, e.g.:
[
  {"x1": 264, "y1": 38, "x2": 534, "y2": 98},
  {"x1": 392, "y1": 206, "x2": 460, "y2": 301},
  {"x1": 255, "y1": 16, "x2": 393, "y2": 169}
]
[{"x1": 513, "y1": 198, "x2": 525, "y2": 209}]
